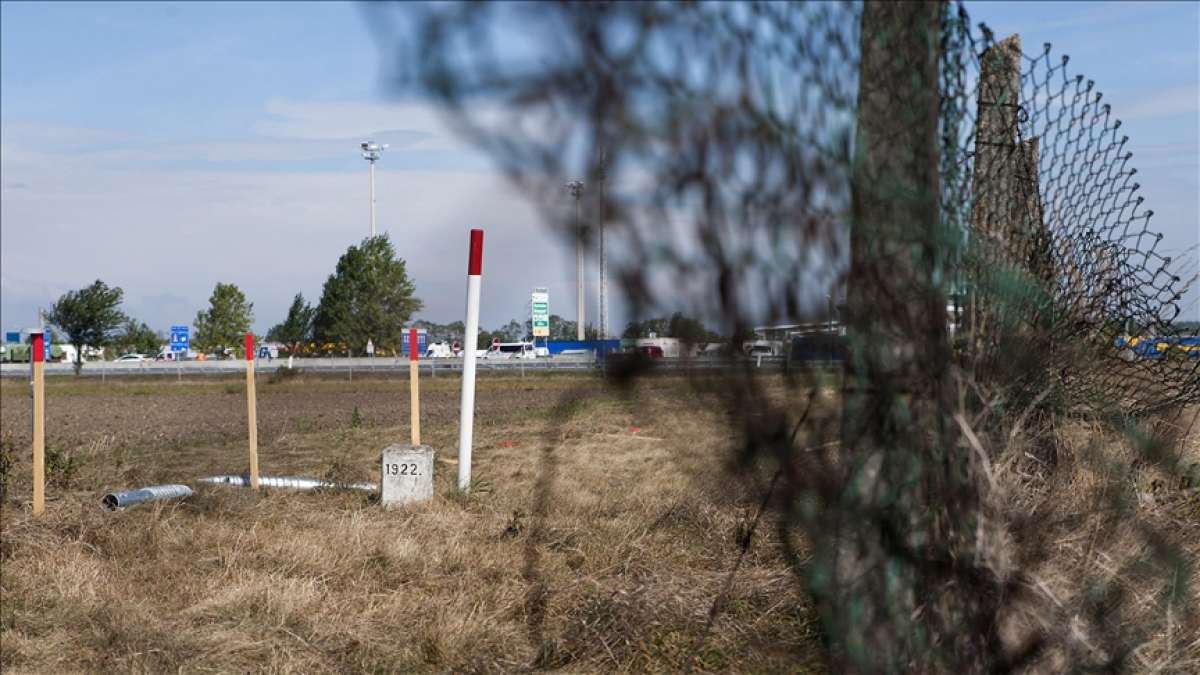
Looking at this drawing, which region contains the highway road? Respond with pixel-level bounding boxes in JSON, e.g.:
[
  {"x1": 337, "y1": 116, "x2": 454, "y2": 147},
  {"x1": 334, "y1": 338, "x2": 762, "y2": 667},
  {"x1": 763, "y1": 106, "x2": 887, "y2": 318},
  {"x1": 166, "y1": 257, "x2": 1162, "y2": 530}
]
[{"x1": 0, "y1": 355, "x2": 791, "y2": 378}]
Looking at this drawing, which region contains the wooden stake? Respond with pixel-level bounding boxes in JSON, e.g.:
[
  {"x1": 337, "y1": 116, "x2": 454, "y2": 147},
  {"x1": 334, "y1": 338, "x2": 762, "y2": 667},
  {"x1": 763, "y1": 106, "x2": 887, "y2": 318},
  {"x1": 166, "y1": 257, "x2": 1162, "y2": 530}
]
[
  {"x1": 31, "y1": 331, "x2": 45, "y2": 516},
  {"x1": 245, "y1": 333, "x2": 259, "y2": 489},
  {"x1": 410, "y1": 327, "x2": 421, "y2": 445}
]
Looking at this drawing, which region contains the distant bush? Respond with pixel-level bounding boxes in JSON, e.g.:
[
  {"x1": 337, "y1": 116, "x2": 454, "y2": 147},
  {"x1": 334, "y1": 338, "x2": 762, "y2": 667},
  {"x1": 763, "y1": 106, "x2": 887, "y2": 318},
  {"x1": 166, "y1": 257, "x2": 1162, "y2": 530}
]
[{"x1": 268, "y1": 366, "x2": 302, "y2": 384}]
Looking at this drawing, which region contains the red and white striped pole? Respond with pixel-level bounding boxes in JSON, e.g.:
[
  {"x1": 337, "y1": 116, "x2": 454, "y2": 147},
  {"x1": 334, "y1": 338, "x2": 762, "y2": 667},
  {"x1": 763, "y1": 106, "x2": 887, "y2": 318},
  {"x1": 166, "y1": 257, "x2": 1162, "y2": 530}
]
[
  {"x1": 245, "y1": 332, "x2": 259, "y2": 489},
  {"x1": 458, "y1": 228, "x2": 484, "y2": 491}
]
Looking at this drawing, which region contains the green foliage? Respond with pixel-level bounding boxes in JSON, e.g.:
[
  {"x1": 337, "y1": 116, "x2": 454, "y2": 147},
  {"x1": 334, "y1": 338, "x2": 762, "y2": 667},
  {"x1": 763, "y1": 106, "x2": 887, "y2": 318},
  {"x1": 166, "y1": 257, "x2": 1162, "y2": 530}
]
[
  {"x1": 623, "y1": 313, "x2": 720, "y2": 343},
  {"x1": 45, "y1": 446, "x2": 79, "y2": 488},
  {"x1": 313, "y1": 235, "x2": 423, "y2": 354},
  {"x1": 350, "y1": 405, "x2": 364, "y2": 429},
  {"x1": 194, "y1": 282, "x2": 254, "y2": 356},
  {"x1": 46, "y1": 279, "x2": 126, "y2": 371},
  {"x1": 542, "y1": 314, "x2": 598, "y2": 341},
  {"x1": 113, "y1": 318, "x2": 162, "y2": 357},
  {"x1": 267, "y1": 293, "x2": 315, "y2": 349},
  {"x1": 496, "y1": 319, "x2": 527, "y2": 342},
  {"x1": 413, "y1": 319, "x2": 465, "y2": 343},
  {"x1": 267, "y1": 366, "x2": 302, "y2": 384}
]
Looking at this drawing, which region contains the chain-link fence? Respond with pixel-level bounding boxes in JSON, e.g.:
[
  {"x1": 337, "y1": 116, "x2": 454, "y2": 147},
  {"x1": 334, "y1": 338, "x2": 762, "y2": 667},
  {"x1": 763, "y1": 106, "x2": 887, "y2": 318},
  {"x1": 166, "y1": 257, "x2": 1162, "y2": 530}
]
[{"x1": 384, "y1": 1, "x2": 1198, "y2": 670}]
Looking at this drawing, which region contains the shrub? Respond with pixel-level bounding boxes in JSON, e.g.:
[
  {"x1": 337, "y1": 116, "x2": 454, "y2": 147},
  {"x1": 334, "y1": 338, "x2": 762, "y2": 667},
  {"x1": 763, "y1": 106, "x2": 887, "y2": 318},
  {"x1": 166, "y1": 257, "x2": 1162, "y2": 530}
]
[
  {"x1": 268, "y1": 366, "x2": 302, "y2": 385},
  {"x1": 45, "y1": 445, "x2": 79, "y2": 488}
]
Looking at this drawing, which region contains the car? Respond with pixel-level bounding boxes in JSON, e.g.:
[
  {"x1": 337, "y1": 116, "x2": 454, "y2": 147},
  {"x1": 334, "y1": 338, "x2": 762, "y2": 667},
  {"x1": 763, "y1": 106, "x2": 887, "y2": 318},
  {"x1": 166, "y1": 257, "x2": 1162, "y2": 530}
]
[{"x1": 114, "y1": 353, "x2": 148, "y2": 362}]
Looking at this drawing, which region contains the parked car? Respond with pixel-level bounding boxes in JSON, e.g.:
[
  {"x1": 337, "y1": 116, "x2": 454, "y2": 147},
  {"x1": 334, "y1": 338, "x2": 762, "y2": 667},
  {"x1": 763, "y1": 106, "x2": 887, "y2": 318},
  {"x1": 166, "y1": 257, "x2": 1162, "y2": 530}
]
[{"x1": 114, "y1": 353, "x2": 148, "y2": 362}]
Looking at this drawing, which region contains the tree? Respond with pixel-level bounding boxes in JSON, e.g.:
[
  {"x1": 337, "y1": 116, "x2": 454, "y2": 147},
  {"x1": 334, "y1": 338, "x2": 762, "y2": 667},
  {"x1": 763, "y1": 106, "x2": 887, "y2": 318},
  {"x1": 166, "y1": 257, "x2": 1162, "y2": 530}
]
[
  {"x1": 413, "y1": 319, "x2": 466, "y2": 344},
  {"x1": 622, "y1": 317, "x2": 669, "y2": 339},
  {"x1": 622, "y1": 313, "x2": 717, "y2": 343},
  {"x1": 113, "y1": 319, "x2": 162, "y2": 357},
  {"x1": 194, "y1": 282, "x2": 254, "y2": 357},
  {"x1": 497, "y1": 319, "x2": 527, "y2": 342},
  {"x1": 544, "y1": 314, "x2": 598, "y2": 341},
  {"x1": 267, "y1": 293, "x2": 316, "y2": 354},
  {"x1": 46, "y1": 279, "x2": 126, "y2": 373},
  {"x1": 313, "y1": 235, "x2": 423, "y2": 354}
]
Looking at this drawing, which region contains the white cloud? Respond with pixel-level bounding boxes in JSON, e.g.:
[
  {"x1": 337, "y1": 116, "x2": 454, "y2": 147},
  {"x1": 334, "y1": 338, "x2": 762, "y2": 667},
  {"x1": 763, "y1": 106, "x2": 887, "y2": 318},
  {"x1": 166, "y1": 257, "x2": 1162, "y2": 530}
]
[
  {"x1": 256, "y1": 98, "x2": 466, "y2": 152},
  {"x1": 0, "y1": 115, "x2": 601, "y2": 333},
  {"x1": 1119, "y1": 85, "x2": 1199, "y2": 121}
]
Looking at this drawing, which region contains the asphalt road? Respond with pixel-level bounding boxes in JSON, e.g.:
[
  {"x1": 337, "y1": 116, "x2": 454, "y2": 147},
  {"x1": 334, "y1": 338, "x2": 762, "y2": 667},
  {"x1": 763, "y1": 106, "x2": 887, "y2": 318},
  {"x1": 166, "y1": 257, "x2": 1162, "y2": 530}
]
[{"x1": 0, "y1": 354, "x2": 791, "y2": 378}]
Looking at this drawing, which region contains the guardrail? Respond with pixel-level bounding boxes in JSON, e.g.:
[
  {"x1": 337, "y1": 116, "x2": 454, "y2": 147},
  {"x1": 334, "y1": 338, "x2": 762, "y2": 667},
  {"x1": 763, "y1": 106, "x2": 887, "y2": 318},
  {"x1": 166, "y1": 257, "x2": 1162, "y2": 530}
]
[{"x1": 0, "y1": 355, "x2": 796, "y2": 378}]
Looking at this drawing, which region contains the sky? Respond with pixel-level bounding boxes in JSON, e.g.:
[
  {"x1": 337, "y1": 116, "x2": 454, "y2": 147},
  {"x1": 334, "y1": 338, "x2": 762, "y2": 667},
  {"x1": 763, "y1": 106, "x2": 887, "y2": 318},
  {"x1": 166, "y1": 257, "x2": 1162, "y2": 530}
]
[{"x1": 2, "y1": 1, "x2": 1197, "y2": 339}]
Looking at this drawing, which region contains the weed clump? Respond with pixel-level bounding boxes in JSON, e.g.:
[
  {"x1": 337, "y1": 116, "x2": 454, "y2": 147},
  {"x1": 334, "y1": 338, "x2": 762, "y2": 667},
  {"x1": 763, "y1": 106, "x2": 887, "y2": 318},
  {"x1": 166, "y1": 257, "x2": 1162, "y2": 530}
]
[
  {"x1": 0, "y1": 434, "x2": 15, "y2": 499},
  {"x1": 268, "y1": 366, "x2": 302, "y2": 384},
  {"x1": 45, "y1": 445, "x2": 79, "y2": 488}
]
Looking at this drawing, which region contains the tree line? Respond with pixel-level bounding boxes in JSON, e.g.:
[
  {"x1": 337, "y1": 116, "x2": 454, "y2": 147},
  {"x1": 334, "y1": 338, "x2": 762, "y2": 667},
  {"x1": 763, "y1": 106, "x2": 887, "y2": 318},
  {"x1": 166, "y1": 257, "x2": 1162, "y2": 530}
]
[
  {"x1": 44, "y1": 235, "x2": 420, "y2": 370},
  {"x1": 43, "y1": 233, "x2": 723, "y2": 371}
]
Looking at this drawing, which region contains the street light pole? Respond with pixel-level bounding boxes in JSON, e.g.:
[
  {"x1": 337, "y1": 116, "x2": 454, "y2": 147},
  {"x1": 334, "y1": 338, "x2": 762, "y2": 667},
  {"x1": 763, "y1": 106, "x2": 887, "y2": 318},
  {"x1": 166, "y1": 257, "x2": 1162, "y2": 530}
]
[
  {"x1": 567, "y1": 180, "x2": 585, "y2": 341},
  {"x1": 360, "y1": 141, "x2": 388, "y2": 238}
]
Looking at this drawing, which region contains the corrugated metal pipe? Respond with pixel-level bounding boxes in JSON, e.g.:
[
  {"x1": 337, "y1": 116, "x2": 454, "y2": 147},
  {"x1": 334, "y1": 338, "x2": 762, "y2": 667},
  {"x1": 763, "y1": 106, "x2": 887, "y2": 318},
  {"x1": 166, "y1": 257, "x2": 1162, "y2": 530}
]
[
  {"x1": 198, "y1": 474, "x2": 377, "y2": 492},
  {"x1": 102, "y1": 484, "x2": 193, "y2": 511}
]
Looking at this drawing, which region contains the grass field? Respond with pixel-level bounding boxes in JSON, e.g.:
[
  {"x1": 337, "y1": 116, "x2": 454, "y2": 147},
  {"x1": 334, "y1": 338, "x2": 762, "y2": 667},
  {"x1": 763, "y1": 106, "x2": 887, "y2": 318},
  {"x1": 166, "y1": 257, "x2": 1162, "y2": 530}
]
[
  {"x1": 1, "y1": 372, "x2": 1196, "y2": 672},
  {"x1": 0, "y1": 373, "x2": 825, "y2": 672}
]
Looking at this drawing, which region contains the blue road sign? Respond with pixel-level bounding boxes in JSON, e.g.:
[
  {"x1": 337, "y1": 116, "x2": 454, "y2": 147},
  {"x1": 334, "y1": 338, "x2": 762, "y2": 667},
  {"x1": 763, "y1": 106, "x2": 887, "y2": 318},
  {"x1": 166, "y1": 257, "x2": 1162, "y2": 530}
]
[
  {"x1": 170, "y1": 325, "x2": 190, "y2": 353},
  {"x1": 44, "y1": 332, "x2": 51, "y2": 361},
  {"x1": 401, "y1": 329, "x2": 428, "y2": 357},
  {"x1": 4, "y1": 332, "x2": 19, "y2": 344}
]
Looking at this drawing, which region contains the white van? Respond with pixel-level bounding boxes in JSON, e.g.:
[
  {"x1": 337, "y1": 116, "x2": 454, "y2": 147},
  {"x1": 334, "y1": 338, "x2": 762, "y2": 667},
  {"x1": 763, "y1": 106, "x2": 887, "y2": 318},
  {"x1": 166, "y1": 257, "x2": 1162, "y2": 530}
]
[
  {"x1": 483, "y1": 341, "x2": 537, "y2": 359},
  {"x1": 425, "y1": 341, "x2": 454, "y2": 358}
]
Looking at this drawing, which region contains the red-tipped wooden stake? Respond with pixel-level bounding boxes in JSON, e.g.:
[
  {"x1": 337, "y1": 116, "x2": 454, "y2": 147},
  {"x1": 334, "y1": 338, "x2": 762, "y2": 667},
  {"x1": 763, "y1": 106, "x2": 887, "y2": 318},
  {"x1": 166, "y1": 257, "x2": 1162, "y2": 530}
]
[
  {"x1": 31, "y1": 330, "x2": 45, "y2": 516},
  {"x1": 245, "y1": 332, "x2": 259, "y2": 489}
]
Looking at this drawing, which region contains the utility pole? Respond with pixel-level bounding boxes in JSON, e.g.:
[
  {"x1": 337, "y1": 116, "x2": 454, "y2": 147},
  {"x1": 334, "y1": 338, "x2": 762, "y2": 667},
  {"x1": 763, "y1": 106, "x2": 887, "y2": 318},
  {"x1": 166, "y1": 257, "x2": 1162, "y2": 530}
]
[
  {"x1": 598, "y1": 146, "x2": 608, "y2": 340},
  {"x1": 360, "y1": 141, "x2": 388, "y2": 238},
  {"x1": 567, "y1": 180, "x2": 585, "y2": 341},
  {"x1": 832, "y1": 3, "x2": 957, "y2": 670}
]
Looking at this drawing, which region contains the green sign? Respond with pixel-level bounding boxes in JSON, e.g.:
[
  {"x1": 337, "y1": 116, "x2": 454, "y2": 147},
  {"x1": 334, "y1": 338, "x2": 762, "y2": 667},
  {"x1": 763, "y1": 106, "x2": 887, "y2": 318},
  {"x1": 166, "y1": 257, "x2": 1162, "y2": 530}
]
[{"x1": 531, "y1": 290, "x2": 550, "y2": 337}]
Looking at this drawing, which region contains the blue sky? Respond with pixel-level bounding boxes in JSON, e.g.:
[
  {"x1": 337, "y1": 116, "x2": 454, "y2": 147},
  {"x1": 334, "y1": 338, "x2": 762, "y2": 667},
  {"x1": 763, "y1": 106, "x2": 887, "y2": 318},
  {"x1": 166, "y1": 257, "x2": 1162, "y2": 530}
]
[{"x1": 2, "y1": 1, "x2": 1197, "y2": 337}]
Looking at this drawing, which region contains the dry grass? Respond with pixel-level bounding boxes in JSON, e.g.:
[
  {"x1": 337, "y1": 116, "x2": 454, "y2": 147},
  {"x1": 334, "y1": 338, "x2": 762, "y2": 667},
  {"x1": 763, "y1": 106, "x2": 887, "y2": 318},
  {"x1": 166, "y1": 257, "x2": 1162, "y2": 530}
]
[
  {"x1": 989, "y1": 407, "x2": 1200, "y2": 672},
  {"x1": 2, "y1": 373, "x2": 1196, "y2": 672},
  {"x1": 0, "y1": 374, "x2": 823, "y2": 673}
]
